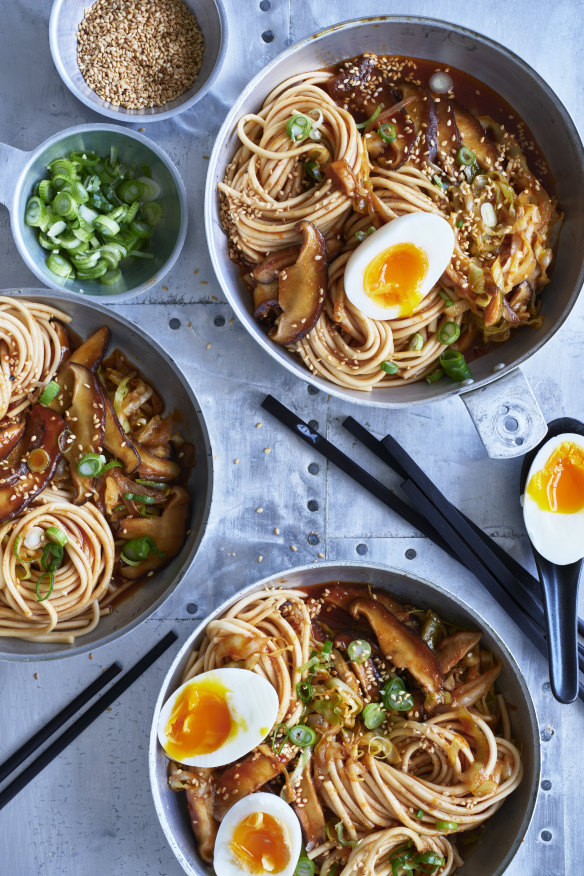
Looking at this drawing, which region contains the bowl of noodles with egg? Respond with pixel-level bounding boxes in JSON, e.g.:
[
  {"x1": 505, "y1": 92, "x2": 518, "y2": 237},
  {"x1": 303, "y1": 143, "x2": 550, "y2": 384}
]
[
  {"x1": 149, "y1": 561, "x2": 539, "y2": 876},
  {"x1": 0, "y1": 289, "x2": 213, "y2": 659},
  {"x1": 205, "y1": 16, "x2": 584, "y2": 412}
]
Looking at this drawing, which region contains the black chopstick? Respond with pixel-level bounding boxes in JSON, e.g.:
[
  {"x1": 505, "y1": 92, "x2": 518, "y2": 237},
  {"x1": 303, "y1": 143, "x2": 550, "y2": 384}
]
[
  {"x1": 262, "y1": 395, "x2": 584, "y2": 701},
  {"x1": 344, "y1": 417, "x2": 584, "y2": 644},
  {"x1": 0, "y1": 630, "x2": 177, "y2": 810},
  {"x1": 261, "y1": 395, "x2": 455, "y2": 554},
  {"x1": 0, "y1": 661, "x2": 122, "y2": 784}
]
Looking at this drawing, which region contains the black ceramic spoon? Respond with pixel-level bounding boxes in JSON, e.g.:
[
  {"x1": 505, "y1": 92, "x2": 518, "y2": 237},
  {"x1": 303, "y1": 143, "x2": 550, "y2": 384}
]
[{"x1": 520, "y1": 417, "x2": 584, "y2": 704}]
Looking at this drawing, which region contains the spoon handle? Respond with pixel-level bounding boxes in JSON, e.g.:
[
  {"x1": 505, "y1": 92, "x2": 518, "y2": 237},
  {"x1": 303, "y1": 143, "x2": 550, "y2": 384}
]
[{"x1": 536, "y1": 556, "x2": 582, "y2": 704}]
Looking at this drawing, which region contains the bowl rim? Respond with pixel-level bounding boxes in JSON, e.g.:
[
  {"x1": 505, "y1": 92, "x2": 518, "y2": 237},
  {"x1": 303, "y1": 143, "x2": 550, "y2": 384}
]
[
  {"x1": 204, "y1": 13, "x2": 584, "y2": 408},
  {"x1": 0, "y1": 287, "x2": 214, "y2": 661},
  {"x1": 48, "y1": 0, "x2": 229, "y2": 122},
  {"x1": 10, "y1": 123, "x2": 188, "y2": 303},
  {"x1": 148, "y1": 559, "x2": 541, "y2": 876}
]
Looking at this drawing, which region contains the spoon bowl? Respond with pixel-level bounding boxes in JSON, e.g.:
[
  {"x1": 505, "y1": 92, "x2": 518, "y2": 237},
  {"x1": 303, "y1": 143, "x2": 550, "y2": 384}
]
[{"x1": 520, "y1": 417, "x2": 584, "y2": 704}]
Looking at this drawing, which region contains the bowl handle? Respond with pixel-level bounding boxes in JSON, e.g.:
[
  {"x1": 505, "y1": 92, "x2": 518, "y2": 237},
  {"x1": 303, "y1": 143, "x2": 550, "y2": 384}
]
[
  {"x1": 0, "y1": 141, "x2": 28, "y2": 207},
  {"x1": 460, "y1": 367, "x2": 547, "y2": 459}
]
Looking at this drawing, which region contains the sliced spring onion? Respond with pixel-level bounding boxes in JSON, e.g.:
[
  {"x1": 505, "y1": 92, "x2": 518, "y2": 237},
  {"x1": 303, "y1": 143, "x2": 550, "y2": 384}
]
[
  {"x1": 362, "y1": 703, "x2": 385, "y2": 729},
  {"x1": 440, "y1": 349, "x2": 472, "y2": 382},
  {"x1": 480, "y1": 202, "x2": 498, "y2": 227},
  {"x1": 378, "y1": 122, "x2": 396, "y2": 143},
  {"x1": 38, "y1": 180, "x2": 54, "y2": 202},
  {"x1": 271, "y1": 722, "x2": 289, "y2": 755},
  {"x1": 432, "y1": 174, "x2": 449, "y2": 191},
  {"x1": 286, "y1": 114, "x2": 312, "y2": 142},
  {"x1": 135, "y1": 479, "x2": 169, "y2": 492},
  {"x1": 335, "y1": 821, "x2": 357, "y2": 848},
  {"x1": 356, "y1": 103, "x2": 384, "y2": 130},
  {"x1": 53, "y1": 191, "x2": 78, "y2": 220},
  {"x1": 118, "y1": 179, "x2": 145, "y2": 203},
  {"x1": 303, "y1": 160, "x2": 322, "y2": 184},
  {"x1": 347, "y1": 639, "x2": 372, "y2": 663},
  {"x1": 294, "y1": 857, "x2": 315, "y2": 876},
  {"x1": 12, "y1": 536, "x2": 23, "y2": 562},
  {"x1": 39, "y1": 380, "x2": 60, "y2": 406},
  {"x1": 77, "y1": 259, "x2": 108, "y2": 280},
  {"x1": 457, "y1": 146, "x2": 476, "y2": 166},
  {"x1": 94, "y1": 214, "x2": 120, "y2": 236},
  {"x1": 101, "y1": 269, "x2": 122, "y2": 286},
  {"x1": 25, "y1": 196, "x2": 48, "y2": 227},
  {"x1": 77, "y1": 453, "x2": 106, "y2": 477},
  {"x1": 102, "y1": 460, "x2": 123, "y2": 473},
  {"x1": 437, "y1": 321, "x2": 461, "y2": 345},
  {"x1": 414, "y1": 851, "x2": 445, "y2": 869},
  {"x1": 381, "y1": 361, "x2": 398, "y2": 375},
  {"x1": 123, "y1": 492, "x2": 156, "y2": 504},
  {"x1": 382, "y1": 677, "x2": 414, "y2": 711},
  {"x1": 120, "y1": 535, "x2": 163, "y2": 565},
  {"x1": 408, "y1": 333, "x2": 424, "y2": 352},
  {"x1": 46, "y1": 252, "x2": 74, "y2": 278},
  {"x1": 45, "y1": 526, "x2": 68, "y2": 547},
  {"x1": 296, "y1": 680, "x2": 313, "y2": 703},
  {"x1": 320, "y1": 639, "x2": 333, "y2": 659},
  {"x1": 435, "y1": 820, "x2": 459, "y2": 831},
  {"x1": 27, "y1": 448, "x2": 51, "y2": 473},
  {"x1": 58, "y1": 429, "x2": 72, "y2": 453},
  {"x1": 288, "y1": 724, "x2": 316, "y2": 747},
  {"x1": 456, "y1": 218, "x2": 464, "y2": 229},
  {"x1": 463, "y1": 161, "x2": 480, "y2": 183},
  {"x1": 429, "y1": 71, "x2": 453, "y2": 93},
  {"x1": 439, "y1": 289, "x2": 454, "y2": 306},
  {"x1": 415, "y1": 809, "x2": 425, "y2": 819},
  {"x1": 355, "y1": 226, "x2": 376, "y2": 242},
  {"x1": 141, "y1": 201, "x2": 163, "y2": 226},
  {"x1": 425, "y1": 368, "x2": 444, "y2": 385},
  {"x1": 35, "y1": 570, "x2": 54, "y2": 602},
  {"x1": 138, "y1": 176, "x2": 161, "y2": 200}
]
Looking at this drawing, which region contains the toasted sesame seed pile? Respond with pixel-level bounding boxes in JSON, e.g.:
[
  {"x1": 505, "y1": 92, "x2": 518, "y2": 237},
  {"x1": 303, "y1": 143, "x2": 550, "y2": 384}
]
[{"x1": 77, "y1": 0, "x2": 205, "y2": 109}]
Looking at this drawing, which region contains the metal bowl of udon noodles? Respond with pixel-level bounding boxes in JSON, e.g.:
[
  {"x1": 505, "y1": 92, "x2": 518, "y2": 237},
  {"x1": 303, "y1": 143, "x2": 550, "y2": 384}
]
[
  {"x1": 205, "y1": 16, "x2": 584, "y2": 458},
  {"x1": 149, "y1": 561, "x2": 540, "y2": 876},
  {"x1": 0, "y1": 289, "x2": 213, "y2": 661}
]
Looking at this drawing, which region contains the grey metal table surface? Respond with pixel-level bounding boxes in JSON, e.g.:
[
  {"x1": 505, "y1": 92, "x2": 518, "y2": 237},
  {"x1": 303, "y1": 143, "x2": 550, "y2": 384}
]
[{"x1": 0, "y1": 1, "x2": 582, "y2": 874}]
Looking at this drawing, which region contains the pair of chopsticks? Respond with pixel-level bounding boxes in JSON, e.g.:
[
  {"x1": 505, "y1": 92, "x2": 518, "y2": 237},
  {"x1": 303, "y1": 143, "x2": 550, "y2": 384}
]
[
  {"x1": 261, "y1": 395, "x2": 584, "y2": 703},
  {"x1": 0, "y1": 630, "x2": 177, "y2": 809}
]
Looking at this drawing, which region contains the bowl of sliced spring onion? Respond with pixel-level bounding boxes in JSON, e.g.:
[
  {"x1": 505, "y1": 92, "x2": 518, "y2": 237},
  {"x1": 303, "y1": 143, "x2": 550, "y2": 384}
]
[{"x1": 0, "y1": 124, "x2": 187, "y2": 300}]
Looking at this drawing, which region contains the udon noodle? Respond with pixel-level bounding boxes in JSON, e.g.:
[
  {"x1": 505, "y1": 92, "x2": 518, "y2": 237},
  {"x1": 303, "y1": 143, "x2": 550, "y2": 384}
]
[
  {"x1": 219, "y1": 54, "x2": 560, "y2": 390},
  {"x1": 169, "y1": 583, "x2": 522, "y2": 875},
  {"x1": 0, "y1": 297, "x2": 192, "y2": 644}
]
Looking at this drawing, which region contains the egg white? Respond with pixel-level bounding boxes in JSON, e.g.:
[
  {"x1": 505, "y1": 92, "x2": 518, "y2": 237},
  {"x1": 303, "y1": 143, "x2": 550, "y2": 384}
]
[
  {"x1": 214, "y1": 792, "x2": 302, "y2": 876},
  {"x1": 343, "y1": 212, "x2": 455, "y2": 320},
  {"x1": 157, "y1": 667, "x2": 279, "y2": 768},
  {"x1": 522, "y1": 432, "x2": 584, "y2": 565}
]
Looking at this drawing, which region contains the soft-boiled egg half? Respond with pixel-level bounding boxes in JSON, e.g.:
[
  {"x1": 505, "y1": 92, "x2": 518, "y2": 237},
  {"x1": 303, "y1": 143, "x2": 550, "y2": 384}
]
[
  {"x1": 214, "y1": 792, "x2": 302, "y2": 876},
  {"x1": 523, "y1": 433, "x2": 584, "y2": 565},
  {"x1": 157, "y1": 667, "x2": 279, "y2": 768},
  {"x1": 343, "y1": 213, "x2": 455, "y2": 320}
]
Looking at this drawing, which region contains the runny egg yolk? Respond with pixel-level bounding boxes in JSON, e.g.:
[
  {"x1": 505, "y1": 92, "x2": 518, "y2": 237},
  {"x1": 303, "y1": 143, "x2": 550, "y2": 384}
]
[
  {"x1": 363, "y1": 242, "x2": 429, "y2": 316},
  {"x1": 526, "y1": 441, "x2": 584, "y2": 513},
  {"x1": 164, "y1": 679, "x2": 233, "y2": 760},
  {"x1": 230, "y1": 812, "x2": 290, "y2": 875}
]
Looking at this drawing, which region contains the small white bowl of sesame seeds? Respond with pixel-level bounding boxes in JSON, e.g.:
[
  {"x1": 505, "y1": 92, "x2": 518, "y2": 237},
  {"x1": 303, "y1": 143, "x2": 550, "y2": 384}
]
[{"x1": 49, "y1": 0, "x2": 228, "y2": 122}]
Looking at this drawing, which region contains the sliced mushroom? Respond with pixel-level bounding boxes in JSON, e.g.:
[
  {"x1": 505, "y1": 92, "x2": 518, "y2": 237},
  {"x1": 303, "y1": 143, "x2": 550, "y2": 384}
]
[
  {"x1": 253, "y1": 281, "x2": 280, "y2": 323},
  {"x1": 292, "y1": 760, "x2": 326, "y2": 846},
  {"x1": 252, "y1": 248, "x2": 300, "y2": 284},
  {"x1": 117, "y1": 486, "x2": 189, "y2": 579},
  {"x1": 214, "y1": 744, "x2": 291, "y2": 821},
  {"x1": 451, "y1": 103, "x2": 499, "y2": 170},
  {"x1": 51, "y1": 319, "x2": 72, "y2": 370},
  {"x1": 0, "y1": 405, "x2": 66, "y2": 521},
  {"x1": 506, "y1": 280, "x2": 533, "y2": 322},
  {"x1": 101, "y1": 386, "x2": 141, "y2": 474},
  {"x1": 269, "y1": 221, "x2": 327, "y2": 346},
  {"x1": 61, "y1": 363, "x2": 106, "y2": 504},
  {"x1": 185, "y1": 769, "x2": 218, "y2": 864},
  {"x1": 366, "y1": 109, "x2": 417, "y2": 170},
  {"x1": 350, "y1": 598, "x2": 444, "y2": 696},
  {"x1": 134, "y1": 414, "x2": 173, "y2": 449},
  {"x1": 0, "y1": 420, "x2": 26, "y2": 463},
  {"x1": 451, "y1": 663, "x2": 501, "y2": 710},
  {"x1": 436, "y1": 631, "x2": 482, "y2": 674},
  {"x1": 392, "y1": 82, "x2": 438, "y2": 162},
  {"x1": 50, "y1": 326, "x2": 111, "y2": 414}
]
